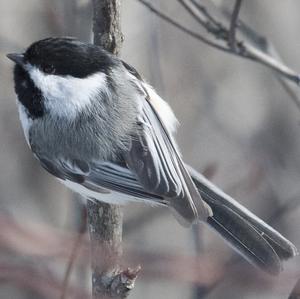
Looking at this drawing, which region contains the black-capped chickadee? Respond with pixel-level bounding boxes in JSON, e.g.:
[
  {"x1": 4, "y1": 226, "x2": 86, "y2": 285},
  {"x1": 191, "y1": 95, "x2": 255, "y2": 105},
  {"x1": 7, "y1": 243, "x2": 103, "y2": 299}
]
[{"x1": 7, "y1": 37, "x2": 297, "y2": 275}]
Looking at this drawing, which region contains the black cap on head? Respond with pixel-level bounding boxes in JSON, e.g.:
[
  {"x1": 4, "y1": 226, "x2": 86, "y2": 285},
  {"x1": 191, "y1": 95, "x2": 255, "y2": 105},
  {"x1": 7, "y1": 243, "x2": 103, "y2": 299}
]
[{"x1": 23, "y1": 37, "x2": 118, "y2": 78}]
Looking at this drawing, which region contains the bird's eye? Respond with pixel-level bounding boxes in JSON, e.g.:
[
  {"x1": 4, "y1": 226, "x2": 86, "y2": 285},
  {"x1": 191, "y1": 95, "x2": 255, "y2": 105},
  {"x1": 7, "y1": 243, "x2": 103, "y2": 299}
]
[{"x1": 43, "y1": 64, "x2": 55, "y2": 74}]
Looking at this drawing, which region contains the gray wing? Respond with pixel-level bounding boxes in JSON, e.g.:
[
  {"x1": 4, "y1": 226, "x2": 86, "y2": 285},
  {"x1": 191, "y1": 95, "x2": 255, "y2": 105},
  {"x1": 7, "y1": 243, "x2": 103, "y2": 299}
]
[
  {"x1": 121, "y1": 61, "x2": 212, "y2": 224},
  {"x1": 124, "y1": 93, "x2": 212, "y2": 225},
  {"x1": 38, "y1": 157, "x2": 162, "y2": 201}
]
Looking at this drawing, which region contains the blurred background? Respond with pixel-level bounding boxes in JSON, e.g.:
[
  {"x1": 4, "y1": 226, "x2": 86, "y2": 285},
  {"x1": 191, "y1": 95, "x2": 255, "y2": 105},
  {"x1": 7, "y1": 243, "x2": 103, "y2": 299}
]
[{"x1": 0, "y1": 0, "x2": 300, "y2": 298}]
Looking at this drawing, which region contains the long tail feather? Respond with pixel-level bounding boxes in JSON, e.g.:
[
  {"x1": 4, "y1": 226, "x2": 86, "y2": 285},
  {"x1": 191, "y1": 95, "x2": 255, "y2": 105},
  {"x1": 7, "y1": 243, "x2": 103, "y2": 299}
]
[{"x1": 187, "y1": 165, "x2": 298, "y2": 275}]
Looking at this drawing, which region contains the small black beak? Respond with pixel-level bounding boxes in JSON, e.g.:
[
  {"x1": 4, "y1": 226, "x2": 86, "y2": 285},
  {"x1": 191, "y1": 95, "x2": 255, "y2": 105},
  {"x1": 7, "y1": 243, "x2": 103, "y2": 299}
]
[{"x1": 6, "y1": 53, "x2": 25, "y2": 66}]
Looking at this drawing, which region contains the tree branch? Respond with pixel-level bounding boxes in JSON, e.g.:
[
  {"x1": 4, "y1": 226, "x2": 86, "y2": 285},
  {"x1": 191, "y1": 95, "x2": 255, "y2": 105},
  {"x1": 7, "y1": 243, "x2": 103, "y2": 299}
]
[
  {"x1": 136, "y1": 0, "x2": 300, "y2": 86},
  {"x1": 60, "y1": 206, "x2": 86, "y2": 299},
  {"x1": 92, "y1": 0, "x2": 123, "y2": 55},
  {"x1": 137, "y1": 0, "x2": 232, "y2": 54},
  {"x1": 88, "y1": 201, "x2": 139, "y2": 299},
  {"x1": 0, "y1": 262, "x2": 89, "y2": 299},
  {"x1": 288, "y1": 277, "x2": 300, "y2": 299},
  {"x1": 221, "y1": 6, "x2": 300, "y2": 110},
  {"x1": 88, "y1": 1, "x2": 139, "y2": 298},
  {"x1": 228, "y1": 0, "x2": 243, "y2": 50}
]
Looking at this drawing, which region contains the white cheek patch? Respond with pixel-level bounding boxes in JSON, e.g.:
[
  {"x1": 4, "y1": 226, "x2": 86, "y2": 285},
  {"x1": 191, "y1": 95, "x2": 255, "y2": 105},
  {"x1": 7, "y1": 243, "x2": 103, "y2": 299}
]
[{"x1": 27, "y1": 65, "x2": 108, "y2": 118}]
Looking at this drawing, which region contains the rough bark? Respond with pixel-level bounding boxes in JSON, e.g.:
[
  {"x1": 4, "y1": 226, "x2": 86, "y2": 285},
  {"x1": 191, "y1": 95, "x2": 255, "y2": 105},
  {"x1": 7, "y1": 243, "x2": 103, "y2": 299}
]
[
  {"x1": 88, "y1": 1, "x2": 139, "y2": 298},
  {"x1": 92, "y1": 0, "x2": 124, "y2": 55}
]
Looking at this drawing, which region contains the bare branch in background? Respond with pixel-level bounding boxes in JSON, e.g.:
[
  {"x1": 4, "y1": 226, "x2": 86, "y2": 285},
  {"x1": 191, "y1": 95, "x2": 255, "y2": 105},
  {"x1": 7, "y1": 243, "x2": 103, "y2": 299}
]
[
  {"x1": 0, "y1": 262, "x2": 89, "y2": 299},
  {"x1": 0, "y1": 214, "x2": 223, "y2": 286},
  {"x1": 136, "y1": 0, "x2": 300, "y2": 87},
  {"x1": 228, "y1": 0, "x2": 243, "y2": 51},
  {"x1": 0, "y1": 211, "x2": 297, "y2": 297},
  {"x1": 289, "y1": 277, "x2": 300, "y2": 299},
  {"x1": 136, "y1": 0, "x2": 232, "y2": 53},
  {"x1": 191, "y1": 163, "x2": 217, "y2": 299},
  {"x1": 177, "y1": 0, "x2": 209, "y2": 28},
  {"x1": 220, "y1": 5, "x2": 300, "y2": 111},
  {"x1": 60, "y1": 207, "x2": 87, "y2": 299}
]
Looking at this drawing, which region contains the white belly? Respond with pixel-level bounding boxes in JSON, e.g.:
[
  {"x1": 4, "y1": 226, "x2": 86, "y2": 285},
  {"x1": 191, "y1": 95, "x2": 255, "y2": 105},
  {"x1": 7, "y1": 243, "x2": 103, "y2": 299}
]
[{"x1": 60, "y1": 179, "x2": 154, "y2": 205}]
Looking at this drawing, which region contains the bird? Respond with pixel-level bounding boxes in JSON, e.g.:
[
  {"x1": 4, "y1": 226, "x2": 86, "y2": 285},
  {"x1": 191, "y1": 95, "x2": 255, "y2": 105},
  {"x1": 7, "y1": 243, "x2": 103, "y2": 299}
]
[{"x1": 7, "y1": 37, "x2": 297, "y2": 275}]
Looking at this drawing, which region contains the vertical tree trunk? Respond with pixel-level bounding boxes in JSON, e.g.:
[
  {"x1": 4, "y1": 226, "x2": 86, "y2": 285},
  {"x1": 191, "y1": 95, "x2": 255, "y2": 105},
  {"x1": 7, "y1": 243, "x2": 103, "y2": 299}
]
[
  {"x1": 87, "y1": 1, "x2": 139, "y2": 298},
  {"x1": 87, "y1": 202, "x2": 124, "y2": 298},
  {"x1": 92, "y1": 0, "x2": 123, "y2": 55}
]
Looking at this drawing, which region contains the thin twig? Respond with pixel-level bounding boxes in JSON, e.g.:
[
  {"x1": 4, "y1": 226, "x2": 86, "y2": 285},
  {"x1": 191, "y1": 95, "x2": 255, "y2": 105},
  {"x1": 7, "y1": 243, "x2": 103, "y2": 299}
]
[
  {"x1": 137, "y1": 0, "x2": 300, "y2": 86},
  {"x1": 191, "y1": 225, "x2": 210, "y2": 299},
  {"x1": 190, "y1": 0, "x2": 220, "y2": 27},
  {"x1": 60, "y1": 208, "x2": 87, "y2": 299},
  {"x1": 177, "y1": 0, "x2": 228, "y2": 40},
  {"x1": 221, "y1": 6, "x2": 300, "y2": 110},
  {"x1": 191, "y1": 164, "x2": 217, "y2": 299},
  {"x1": 228, "y1": 0, "x2": 243, "y2": 50},
  {"x1": 277, "y1": 76, "x2": 300, "y2": 110},
  {"x1": 288, "y1": 277, "x2": 300, "y2": 299},
  {"x1": 137, "y1": 0, "x2": 232, "y2": 53},
  {"x1": 239, "y1": 21, "x2": 300, "y2": 109},
  {"x1": 187, "y1": 0, "x2": 300, "y2": 84},
  {"x1": 177, "y1": 0, "x2": 207, "y2": 28},
  {"x1": 60, "y1": 232, "x2": 86, "y2": 299},
  {"x1": 0, "y1": 262, "x2": 89, "y2": 299}
]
